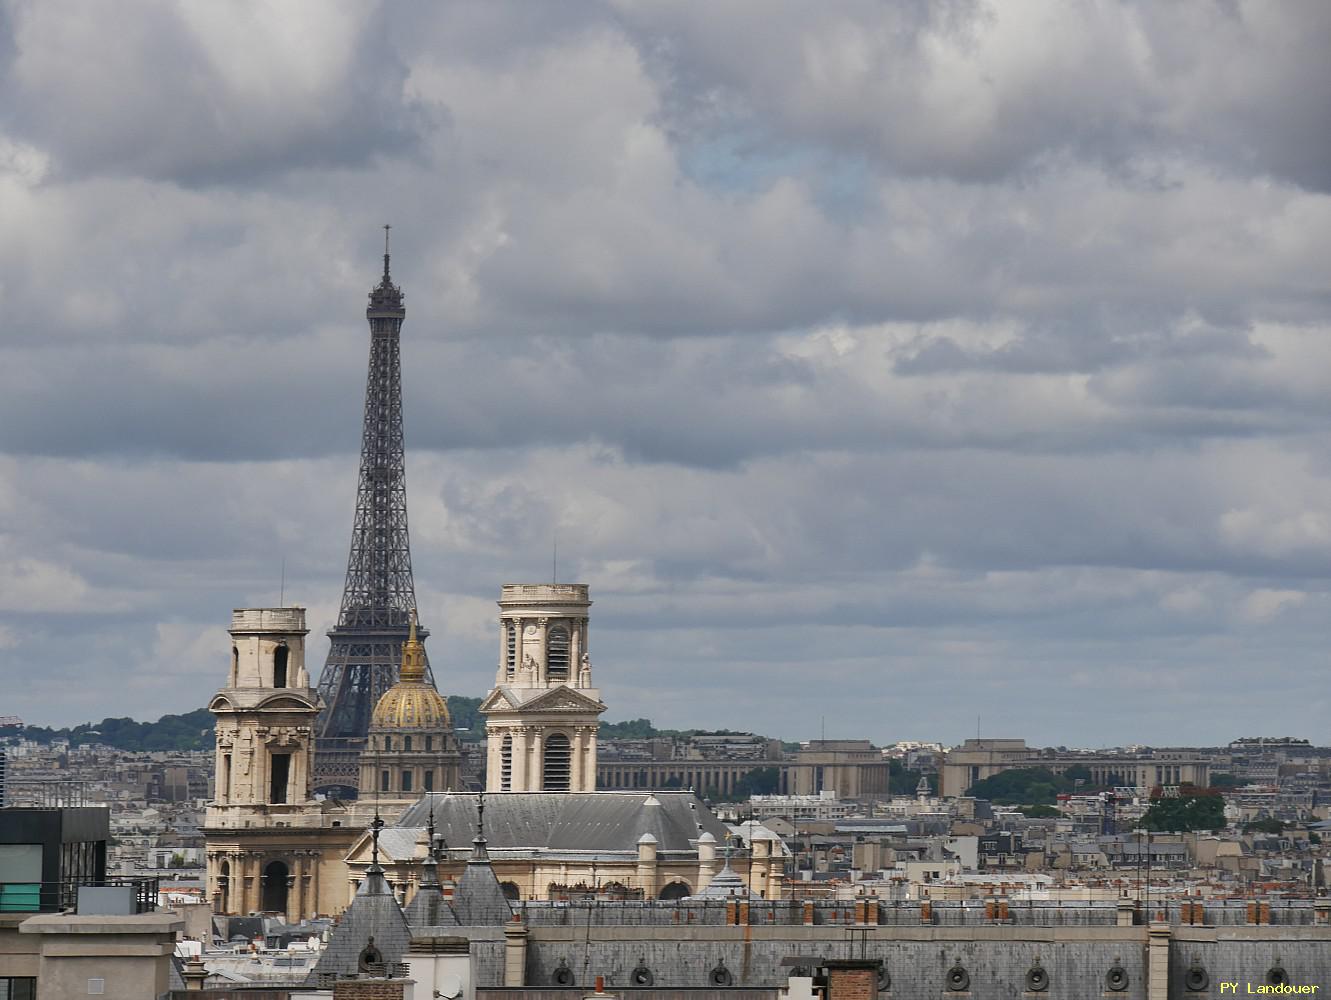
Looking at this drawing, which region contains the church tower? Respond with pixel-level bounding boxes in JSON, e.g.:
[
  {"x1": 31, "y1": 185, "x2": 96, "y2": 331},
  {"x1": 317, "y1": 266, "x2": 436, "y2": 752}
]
[
  {"x1": 479, "y1": 584, "x2": 606, "y2": 792},
  {"x1": 205, "y1": 608, "x2": 327, "y2": 919},
  {"x1": 210, "y1": 608, "x2": 319, "y2": 813}
]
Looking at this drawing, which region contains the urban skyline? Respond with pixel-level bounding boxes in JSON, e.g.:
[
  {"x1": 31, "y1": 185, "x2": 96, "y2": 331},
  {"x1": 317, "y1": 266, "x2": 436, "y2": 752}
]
[{"x1": 2, "y1": 4, "x2": 1330, "y2": 747}]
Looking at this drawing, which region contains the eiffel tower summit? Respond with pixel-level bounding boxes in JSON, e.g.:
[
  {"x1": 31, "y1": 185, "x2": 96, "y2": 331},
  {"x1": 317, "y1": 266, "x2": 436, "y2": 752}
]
[{"x1": 313, "y1": 227, "x2": 437, "y2": 798}]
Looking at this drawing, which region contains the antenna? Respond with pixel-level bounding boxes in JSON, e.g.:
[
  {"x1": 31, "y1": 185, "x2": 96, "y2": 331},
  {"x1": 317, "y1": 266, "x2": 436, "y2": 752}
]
[{"x1": 383, "y1": 223, "x2": 392, "y2": 279}]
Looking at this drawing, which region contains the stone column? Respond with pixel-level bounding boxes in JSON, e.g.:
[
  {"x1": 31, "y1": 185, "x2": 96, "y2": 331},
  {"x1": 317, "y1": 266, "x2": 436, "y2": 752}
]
[
  {"x1": 636, "y1": 835, "x2": 659, "y2": 898},
  {"x1": 498, "y1": 619, "x2": 508, "y2": 679},
  {"x1": 511, "y1": 728, "x2": 529, "y2": 791},
  {"x1": 1146, "y1": 922, "x2": 1170, "y2": 1000},
  {"x1": 698, "y1": 833, "x2": 718, "y2": 891},
  {"x1": 569, "y1": 728, "x2": 583, "y2": 791},
  {"x1": 503, "y1": 917, "x2": 528, "y2": 987},
  {"x1": 531, "y1": 731, "x2": 544, "y2": 791},
  {"x1": 534, "y1": 618, "x2": 549, "y2": 685}
]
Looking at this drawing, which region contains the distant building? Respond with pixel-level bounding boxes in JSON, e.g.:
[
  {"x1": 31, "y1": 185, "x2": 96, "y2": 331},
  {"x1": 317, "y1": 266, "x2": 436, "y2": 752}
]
[{"x1": 940, "y1": 738, "x2": 1211, "y2": 797}]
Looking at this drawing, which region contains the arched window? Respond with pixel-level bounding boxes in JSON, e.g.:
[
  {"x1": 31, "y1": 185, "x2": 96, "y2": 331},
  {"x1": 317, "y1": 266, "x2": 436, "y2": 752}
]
[
  {"x1": 231, "y1": 646, "x2": 239, "y2": 685},
  {"x1": 546, "y1": 626, "x2": 570, "y2": 681},
  {"x1": 506, "y1": 623, "x2": 517, "y2": 675},
  {"x1": 658, "y1": 881, "x2": 691, "y2": 901},
  {"x1": 425, "y1": 735, "x2": 433, "y2": 752},
  {"x1": 543, "y1": 733, "x2": 571, "y2": 791},
  {"x1": 404, "y1": 735, "x2": 412, "y2": 752},
  {"x1": 384, "y1": 735, "x2": 392, "y2": 751},
  {"x1": 272, "y1": 644, "x2": 288, "y2": 688},
  {"x1": 501, "y1": 735, "x2": 513, "y2": 791},
  {"x1": 500, "y1": 881, "x2": 521, "y2": 901},
  {"x1": 219, "y1": 860, "x2": 231, "y2": 912},
  {"x1": 261, "y1": 860, "x2": 289, "y2": 914},
  {"x1": 401, "y1": 770, "x2": 413, "y2": 793}
]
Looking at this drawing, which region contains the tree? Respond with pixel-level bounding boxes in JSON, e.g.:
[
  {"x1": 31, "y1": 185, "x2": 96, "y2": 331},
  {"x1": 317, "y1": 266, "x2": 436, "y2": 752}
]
[
  {"x1": 1242, "y1": 817, "x2": 1285, "y2": 835},
  {"x1": 734, "y1": 767, "x2": 780, "y2": 799},
  {"x1": 966, "y1": 768, "x2": 1077, "y2": 805},
  {"x1": 445, "y1": 696, "x2": 485, "y2": 742},
  {"x1": 1140, "y1": 791, "x2": 1226, "y2": 832}
]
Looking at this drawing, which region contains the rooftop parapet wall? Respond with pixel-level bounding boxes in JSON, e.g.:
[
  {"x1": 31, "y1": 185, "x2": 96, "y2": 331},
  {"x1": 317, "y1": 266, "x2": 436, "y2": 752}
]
[
  {"x1": 512, "y1": 898, "x2": 1327, "y2": 928},
  {"x1": 230, "y1": 607, "x2": 308, "y2": 633}
]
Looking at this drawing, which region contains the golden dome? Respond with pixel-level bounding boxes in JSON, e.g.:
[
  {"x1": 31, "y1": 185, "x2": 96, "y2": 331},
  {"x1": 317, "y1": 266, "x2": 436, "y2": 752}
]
[{"x1": 370, "y1": 611, "x2": 452, "y2": 732}]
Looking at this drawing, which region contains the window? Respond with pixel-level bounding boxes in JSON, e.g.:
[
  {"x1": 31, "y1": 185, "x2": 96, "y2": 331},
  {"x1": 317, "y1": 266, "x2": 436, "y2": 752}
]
[
  {"x1": 0, "y1": 846, "x2": 42, "y2": 913},
  {"x1": 404, "y1": 735, "x2": 412, "y2": 752},
  {"x1": 506, "y1": 623, "x2": 517, "y2": 674},
  {"x1": 231, "y1": 646, "x2": 239, "y2": 684},
  {"x1": 425, "y1": 735, "x2": 433, "y2": 752},
  {"x1": 380, "y1": 770, "x2": 390, "y2": 792},
  {"x1": 543, "y1": 733, "x2": 571, "y2": 791},
  {"x1": 546, "y1": 626, "x2": 570, "y2": 681},
  {"x1": 424, "y1": 770, "x2": 434, "y2": 792},
  {"x1": 384, "y1": 735, "x2": 392, "y2": 751},
  {"x1": 272, "y1": 644, "x2": 288, "y2": 688},
  {"x1": 501, "y1": 735, "x2": 512, "y2": 791},
  {"x1": 221, "y1": 754, "x2": 232, "y2": 801},
  {"x1": 401, "y1": 770, "x2": 413, "y2": 793},
  {"x1": 269, "y1": 753, "x2": 291, "y2": 804}
]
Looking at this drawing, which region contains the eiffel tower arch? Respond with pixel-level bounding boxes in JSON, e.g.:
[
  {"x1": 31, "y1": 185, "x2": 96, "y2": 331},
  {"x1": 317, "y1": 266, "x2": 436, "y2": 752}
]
[{"x1": 313, "y1": 230, "x2": 437, "y2": 798}]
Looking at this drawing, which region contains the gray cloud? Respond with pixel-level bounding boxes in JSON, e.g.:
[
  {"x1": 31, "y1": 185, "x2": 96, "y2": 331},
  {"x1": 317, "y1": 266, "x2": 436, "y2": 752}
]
[{"x1": 1, "y1": 1, "x2": 1329, "y2": 745}]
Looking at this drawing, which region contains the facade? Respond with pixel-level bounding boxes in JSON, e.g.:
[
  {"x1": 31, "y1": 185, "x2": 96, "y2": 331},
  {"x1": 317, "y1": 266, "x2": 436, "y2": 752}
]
[
  {"x1": 480, "y1": 585, "x2": 606, "y2": 793},
  {"x1": 357, "y1": 613, "x2": 463, "y2": 802},
  {"x1": 784, "y1": 740, "x2": 891, "y2": 798},
  {"x1": 342, "y1": 791, "x2": 784, "y2": 903},
  {"x1": 940, "y1": 739, "x2": 1212, "y2": 797}
]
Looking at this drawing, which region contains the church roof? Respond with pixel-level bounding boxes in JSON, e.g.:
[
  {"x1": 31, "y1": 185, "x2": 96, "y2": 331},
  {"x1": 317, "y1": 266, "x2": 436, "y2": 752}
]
[
  {"x1": 451, "y1": 832, "x2": 514, "y2": 926},
  {"x1": 310, "y1": 866, "x2": 412, "y2": 981},
  {"x1": 403, "y1": 882, "x2": 459, "y2": 928},
  {"x1": 388, "y1": 792, "x2": 728, "y2": 858}
]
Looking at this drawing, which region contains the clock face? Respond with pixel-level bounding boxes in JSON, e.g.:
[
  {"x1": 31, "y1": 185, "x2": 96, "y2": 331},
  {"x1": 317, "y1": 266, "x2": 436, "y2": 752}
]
[{"x1": 524, "y1": 625, "x2": 538, "y2": 637}]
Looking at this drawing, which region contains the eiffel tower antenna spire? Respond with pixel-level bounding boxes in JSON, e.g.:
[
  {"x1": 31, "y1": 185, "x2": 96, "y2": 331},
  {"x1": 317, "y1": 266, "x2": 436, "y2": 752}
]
[{"x1": 312, "y1": 229, "x2": 437, "y2": 798}]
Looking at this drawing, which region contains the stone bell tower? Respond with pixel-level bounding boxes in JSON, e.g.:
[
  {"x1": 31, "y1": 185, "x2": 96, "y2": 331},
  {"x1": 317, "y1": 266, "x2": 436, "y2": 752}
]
[
  {"x1": 204, "y1": 608, "x2": 333, "y2": 919},
  {"x1": 479, "y1": 584, "x2": 606, "y2": 792}
]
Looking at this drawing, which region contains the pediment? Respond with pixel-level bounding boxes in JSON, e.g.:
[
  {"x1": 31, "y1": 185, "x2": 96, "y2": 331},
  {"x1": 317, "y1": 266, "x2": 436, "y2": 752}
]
[
  {"x1": 522, "y1": 686, "x2": 606, "y2": 714},
  {"x1": 255, "y1": 693, "x2": 319, "y2": 712},
  {"x1": 208, "y1": 694, "x2": 236, "y2": 712},
  {"x1": 479, "y1": 688, "x2": 518, "y2": 713}
]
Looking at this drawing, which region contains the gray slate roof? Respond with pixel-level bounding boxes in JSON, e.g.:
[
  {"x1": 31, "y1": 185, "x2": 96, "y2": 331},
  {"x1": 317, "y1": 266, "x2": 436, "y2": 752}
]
[
  {"x1": 310, "y1": 867, "x2": 412, "y2": 981},
  {"x1": 392, "y1": 791, "x2": 728, "y2": 857},
  {"x1": 404, "y1": 882, "x2": 459, "y2": 928},
  {"x1": 452, "y1": 835, "x2": 514, "y2": 926}
]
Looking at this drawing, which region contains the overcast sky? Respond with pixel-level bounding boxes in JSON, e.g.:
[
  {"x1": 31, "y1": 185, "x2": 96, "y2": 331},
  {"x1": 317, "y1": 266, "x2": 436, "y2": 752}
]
[{"x1": 2, "y1": 1, "x2": 1329, "y2": 747}]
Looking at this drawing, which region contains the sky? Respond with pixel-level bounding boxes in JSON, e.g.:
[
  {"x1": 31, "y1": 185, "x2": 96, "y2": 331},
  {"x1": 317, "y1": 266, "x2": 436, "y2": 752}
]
[{"x1": 1, "y1": 1, "x2": 1330, "y2": 747}]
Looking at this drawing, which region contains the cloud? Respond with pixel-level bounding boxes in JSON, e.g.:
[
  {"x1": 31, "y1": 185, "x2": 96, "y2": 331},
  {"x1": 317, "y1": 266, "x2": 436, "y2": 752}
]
[{"x1": 1, "y1": 1, "x2": 1329, "y2": 743}]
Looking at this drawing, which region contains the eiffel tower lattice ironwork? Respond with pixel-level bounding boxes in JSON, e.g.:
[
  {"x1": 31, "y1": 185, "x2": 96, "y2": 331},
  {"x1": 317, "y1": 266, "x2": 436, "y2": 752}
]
[{"x1": 313, "y1": 228, "x2": 436, "y2": 798}]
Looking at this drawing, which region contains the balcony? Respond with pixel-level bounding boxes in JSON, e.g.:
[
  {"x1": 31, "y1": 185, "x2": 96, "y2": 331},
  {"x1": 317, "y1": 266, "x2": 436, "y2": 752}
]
[{"x1": 0, "y1": 877, "x2": 159, "y2": 914}]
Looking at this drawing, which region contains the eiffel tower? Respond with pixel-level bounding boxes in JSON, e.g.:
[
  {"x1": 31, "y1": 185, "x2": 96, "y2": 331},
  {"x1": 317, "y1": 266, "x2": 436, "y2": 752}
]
[{"x1": 313, "y1": 228, "x2": 436, "y2": 798}]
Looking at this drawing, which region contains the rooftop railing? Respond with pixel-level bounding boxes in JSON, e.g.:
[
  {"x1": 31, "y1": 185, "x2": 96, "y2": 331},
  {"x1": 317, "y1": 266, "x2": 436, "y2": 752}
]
[{"x1": 0, "y1": 876, "x2": 158, "y2": 914}]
